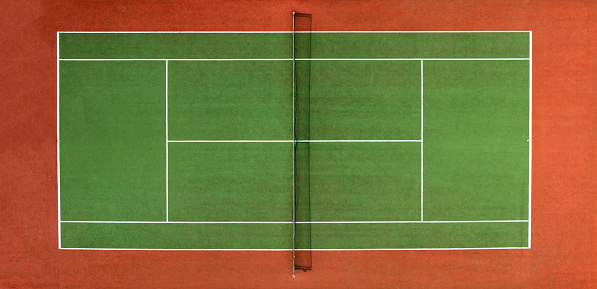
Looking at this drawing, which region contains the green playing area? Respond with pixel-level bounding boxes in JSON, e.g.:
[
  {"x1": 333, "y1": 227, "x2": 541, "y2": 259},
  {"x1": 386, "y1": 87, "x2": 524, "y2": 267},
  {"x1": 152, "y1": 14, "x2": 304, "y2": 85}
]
[{"x1": 58, "y1": 32, "x2": 530, "y2": 249}]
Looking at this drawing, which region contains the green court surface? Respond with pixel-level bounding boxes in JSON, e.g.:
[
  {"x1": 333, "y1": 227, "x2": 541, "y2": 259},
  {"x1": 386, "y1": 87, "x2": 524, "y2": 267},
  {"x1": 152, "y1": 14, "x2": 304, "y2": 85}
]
[{"x1": 58, "y1": 32, "x2": 530, "y2": 249}]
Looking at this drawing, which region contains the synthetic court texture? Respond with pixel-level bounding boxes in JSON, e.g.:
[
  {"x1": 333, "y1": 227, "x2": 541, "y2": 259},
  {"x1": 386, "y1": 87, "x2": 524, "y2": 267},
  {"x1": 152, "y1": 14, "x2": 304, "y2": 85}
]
[{"x1": 58, "y1": 32, "x2": 530, "y2": 250}]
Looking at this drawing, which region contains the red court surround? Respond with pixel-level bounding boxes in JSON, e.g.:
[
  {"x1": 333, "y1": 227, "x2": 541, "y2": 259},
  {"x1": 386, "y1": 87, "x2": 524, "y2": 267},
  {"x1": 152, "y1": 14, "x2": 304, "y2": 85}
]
[{"x1": 1, "y1": 0, "x2": 595, "y2": 288}]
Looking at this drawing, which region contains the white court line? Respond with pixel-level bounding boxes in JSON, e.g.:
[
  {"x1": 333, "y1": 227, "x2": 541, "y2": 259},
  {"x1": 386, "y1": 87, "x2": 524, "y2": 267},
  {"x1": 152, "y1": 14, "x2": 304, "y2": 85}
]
[
  {"x1": 56, "y1": 32, "x2": 61, "y2": 249},
  {"x1": 58, "y1": 58, "x2": 529, "y2": 61},
  {"x1": 62, "y1": 221, "x2": 290, "y2": 224},
  {"x1": 169, "y1": 140, "x2": 292, "y2": 143},
  {"x1": 304, "y1": 247, "x2": 531, "y2": 251},
  {"x1": 420, "y1": 60, "x2": 424, "y2": 221},
  {"x1": 528, "y1": 31, "x2": 533, "y2": 248},
  {"x1": 167, "y1": 140, "x2": 422, "y2": 143},
  {"x1": 165, "y1": 60, "x2": 169, "y2": 222},
  {"x1": 60, "y1": 220, "x2": 528, "y2": 224},
  {"x1": 292, "y1": 14, "x2": 296, "y2": 277},
  {"x1": 59, "y1": 58, "x2": 292, "y2": 61},
  {"x1": 305, "y1": 220, "x2": 529, "y2": 224},
  {"x1": 58, "y1": 31, "x2": 532, "y2": 33},
  {"x1": 304, "y1": 247, "x2": 530, "y2": 251},
  {"x1": 57, "y1": 30, "x2": 532, "y2": 250},
  {"x1": 59, "y1": 247, "x2": 530, "y2": 251},
  {"x1": 304, "y1": 58, "x2": 529, "y2": 61},
  {"x1": 299, "y1": 140, "x2": 421, "y2": 143},
  {"x1": 61, "y1": 248, "x2": 292, "y2": 251}
]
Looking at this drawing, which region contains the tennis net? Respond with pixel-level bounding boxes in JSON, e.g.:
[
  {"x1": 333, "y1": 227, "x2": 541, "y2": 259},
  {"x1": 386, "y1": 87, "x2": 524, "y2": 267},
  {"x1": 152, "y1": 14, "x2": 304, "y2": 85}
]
[{"x1": 293, "y1": 11, "x2": 313, "y2": 276}]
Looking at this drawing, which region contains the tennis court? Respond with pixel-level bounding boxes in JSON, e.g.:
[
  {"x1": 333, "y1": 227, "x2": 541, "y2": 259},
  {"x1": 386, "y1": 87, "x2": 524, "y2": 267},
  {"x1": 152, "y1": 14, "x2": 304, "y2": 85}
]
[{"x1": 57, "y1": 31, "x2": 530, "y2": 252}]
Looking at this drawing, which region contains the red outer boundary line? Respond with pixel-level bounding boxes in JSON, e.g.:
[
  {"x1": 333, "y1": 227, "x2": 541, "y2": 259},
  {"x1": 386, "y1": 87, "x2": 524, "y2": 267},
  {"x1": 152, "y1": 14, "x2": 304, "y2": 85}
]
[{"x1": 1, "y1": 1, "x2": 595, "y2": 288}]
